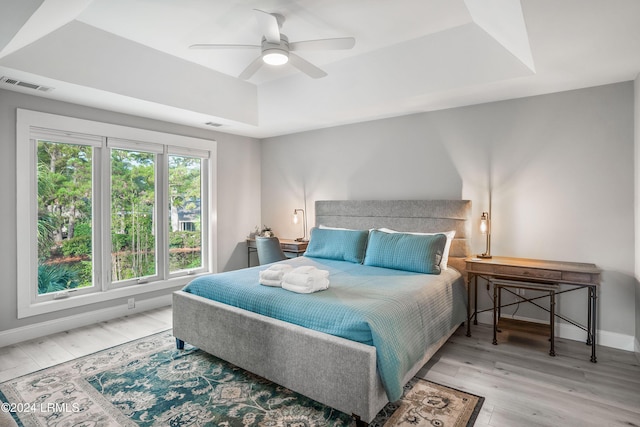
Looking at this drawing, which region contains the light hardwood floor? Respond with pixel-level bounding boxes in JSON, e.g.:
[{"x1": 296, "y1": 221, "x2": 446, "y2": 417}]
[
  {"x1": 421, "y1": 321, "x2": 640, "y2": 427},
  {"x1": 0, "y1": 306, "x2": 172, "y2": 383},
  {"x1": 1, "y1": 307, "x2": 639, "y2": 426}
]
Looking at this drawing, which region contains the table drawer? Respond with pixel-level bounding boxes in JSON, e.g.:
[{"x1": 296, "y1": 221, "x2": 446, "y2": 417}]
[
  {"x1": 562, "y1": 271, "x2": 598, "y2": 285},
  {"x1": 469, "y1": 264, "x2": 561, "y2": 281},
  {"x1": 494, "y1": 265, "x2": 562, "y2": 280},
  {"x1": 467, "y1": 263, "x2": 496, "y2": 274}
]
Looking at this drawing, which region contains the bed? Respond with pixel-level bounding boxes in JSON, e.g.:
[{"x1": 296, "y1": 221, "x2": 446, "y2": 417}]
[{"x1": 172, "y1": 200, "x2": 471, "y2": 424}]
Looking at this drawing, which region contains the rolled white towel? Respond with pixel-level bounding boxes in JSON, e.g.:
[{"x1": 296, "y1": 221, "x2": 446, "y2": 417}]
[
  {"x1": 260, "y1": 269, "x2": 287, "y2": 281},
  {"x1": 283, "y1": 279, "x2": 329, "y2": 294},
  {"x1": 281, "y1": 268, "x2": 330, "y2": 293},
  {"x1": 290, "y1": 265, "x2": 318, "y2": 275},
  {"x1": 259, "y1": 278, "x2": 283, "y2": 287},
  {"x1": 259, "y1": 264, "x2": 293, "y2": 286},
  {"x1": 268, "y1": 264, "x2": 294, "y2": 271},
  {"x1": 289, "y1": 265, "x2": 329, "y2": 278}
]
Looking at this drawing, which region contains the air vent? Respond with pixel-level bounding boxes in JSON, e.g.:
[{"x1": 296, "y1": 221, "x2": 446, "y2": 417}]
[
  {"x1": 1, "y1": 76, "x2": 54, "y2": 93},
  {"x1": 205, "y1": 121, "x2": 222, "y2": 127}
]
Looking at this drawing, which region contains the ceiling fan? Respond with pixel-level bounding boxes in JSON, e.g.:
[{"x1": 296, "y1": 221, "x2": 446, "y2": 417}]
[{"x1": 190, "y1": 9, "x2": 355, "y2": 80}]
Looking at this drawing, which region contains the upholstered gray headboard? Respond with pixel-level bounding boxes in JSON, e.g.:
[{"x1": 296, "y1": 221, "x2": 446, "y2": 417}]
[{"x1": 315, "y1": 200, "x2": 471, "y2": 273}]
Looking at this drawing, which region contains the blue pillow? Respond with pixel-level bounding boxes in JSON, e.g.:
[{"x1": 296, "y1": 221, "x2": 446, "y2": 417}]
[
  {"x1": 363, "y1": 229, "x2": 446, "y2": 274},
  {"x1": 304, "y1": 227, "x2": 369, "y2": 263}
]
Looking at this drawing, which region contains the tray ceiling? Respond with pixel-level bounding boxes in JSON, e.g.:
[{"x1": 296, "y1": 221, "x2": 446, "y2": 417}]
[{"x1": 1, "y1": 0, "x2": 639, "y2": 138}]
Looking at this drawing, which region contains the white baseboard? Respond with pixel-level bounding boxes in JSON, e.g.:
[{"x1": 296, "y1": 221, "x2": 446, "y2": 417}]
[
  {"x1": 474, "y1": 312, "x2": 635, "y2": 352},
  {"x1": 635, "y1": 337, "x2": 640, "y2": 364},
  {"x1": 0, "y1": 294, "x2": 172, "y2": 348}
]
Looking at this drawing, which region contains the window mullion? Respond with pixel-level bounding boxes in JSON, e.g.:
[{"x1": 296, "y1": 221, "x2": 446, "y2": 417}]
[
  {"x1": 92, "y1": 143, "x2": 102, "y2": 291},
  {"x1": 158, "y1": 150, "x2": 169, "y2": 280},
  {"x1": 201, "y1": 159, "x2": 210, "y2": 272},
  {"x1": 101, "y1": 142, "x2": 112, "y2": 290}
]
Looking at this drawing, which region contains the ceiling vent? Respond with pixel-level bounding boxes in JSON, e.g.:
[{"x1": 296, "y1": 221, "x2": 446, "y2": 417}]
[
  {"x1": 1, "y1": 76, "x2": 54, "y2": 93},
  {"x1": 205, "y1": 121, "x2": 222, "y2": 127}
]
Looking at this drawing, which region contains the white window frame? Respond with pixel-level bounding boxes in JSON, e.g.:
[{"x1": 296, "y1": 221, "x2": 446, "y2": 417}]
[
  {"x1": 166, "y1": 146, "x2": 210, "y2": 279},
  {"x1": 16, "y1": 109, "x2": 217, "y2": 318},
  {"x1": 106, "y1": 138, "x2": 164, "y2": 289},
  {"x1": 30, "y1": 133, "x2": 104, "y2": 302}
]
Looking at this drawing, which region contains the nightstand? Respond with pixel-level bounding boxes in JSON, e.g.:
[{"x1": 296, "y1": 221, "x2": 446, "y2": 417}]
[{"x1": 465, "y1": 256, "x2": 601, "y2": 362}]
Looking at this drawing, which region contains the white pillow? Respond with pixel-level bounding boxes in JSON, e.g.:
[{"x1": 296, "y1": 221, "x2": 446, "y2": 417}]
[
  {"x1": 377, "y1": 228, "x2": 456, "y2": 270},
  {"x1": 318, "y1": 224, "x2": 352, "y2": 230},
  {"x1": 319, "y1": 225, "x2": 376, "y2": 234}
]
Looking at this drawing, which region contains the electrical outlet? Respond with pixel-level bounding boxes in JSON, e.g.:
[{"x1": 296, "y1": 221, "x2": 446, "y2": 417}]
[{"x1": 128, "y1": 298, "x2": 135, "y2": 309}]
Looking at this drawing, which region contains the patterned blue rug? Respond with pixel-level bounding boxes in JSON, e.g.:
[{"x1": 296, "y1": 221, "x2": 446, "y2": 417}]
[
  {"x1": 0, "y1": 331, "x2": 483, "y2": 426},
  {"x1": 86, "y1": 344, "x2": 352, "y2": 426}
]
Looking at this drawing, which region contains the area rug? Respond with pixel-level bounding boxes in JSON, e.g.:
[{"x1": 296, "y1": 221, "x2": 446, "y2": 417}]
[{"x1": 0, "y1": 331, "x2": 483, "y2": 426}]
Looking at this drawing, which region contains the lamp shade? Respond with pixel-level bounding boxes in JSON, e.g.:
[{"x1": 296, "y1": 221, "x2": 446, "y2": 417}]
[
  {"x1": 478, "y1": 211, "x2": 492, "y2": 258},
  {"x1": 292, "y1": 208, "x2": 306, "y2": 241},
  {"x1": 480, "y1": 212, "x2": 489, "y2": 234}
]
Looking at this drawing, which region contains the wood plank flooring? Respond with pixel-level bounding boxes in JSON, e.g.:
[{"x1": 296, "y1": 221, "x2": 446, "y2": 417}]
[
  {"x1": 1, "y1": 307, "x2": 639, "y2": 426},
  {"x1": 421, "y1": 322, "x2": 640, "y2": 427},
  {"x1": 0, "y1": 306, "x2": 172, "y2": 382}
]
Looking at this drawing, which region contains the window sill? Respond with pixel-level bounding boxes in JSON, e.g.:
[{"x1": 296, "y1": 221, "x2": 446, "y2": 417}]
[{"x1": 17, "y1": 272, "x2": 211, "y2": 319}]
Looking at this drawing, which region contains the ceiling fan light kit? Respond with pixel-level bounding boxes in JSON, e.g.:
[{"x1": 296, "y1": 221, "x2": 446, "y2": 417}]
[
  {"x1": 262, "y1": 35, "x2": 289, "y2": 65},
  {"x1": 190, "y1": 9, "x2": 355, "y2": 79},
  {"x1": 263, "y1": 50, "x2": 288, "y2": 65}
]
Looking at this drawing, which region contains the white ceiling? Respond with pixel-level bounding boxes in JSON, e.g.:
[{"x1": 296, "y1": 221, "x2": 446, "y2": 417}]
[{"x1": 1, "y1": 0, "x2": 639, "y2": 138}]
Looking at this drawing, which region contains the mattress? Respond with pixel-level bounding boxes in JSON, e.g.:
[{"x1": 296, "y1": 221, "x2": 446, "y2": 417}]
[{"x1": 182, "y1": 256, "x2": 467, "y2": 401}]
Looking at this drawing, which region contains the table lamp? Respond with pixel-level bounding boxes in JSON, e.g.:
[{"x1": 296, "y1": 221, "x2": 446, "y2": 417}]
[
  {"x1": 293, "y1": 209, "x2": 307, "y2": 242},
  {"x1": 479, "y1": 211, "x2": 492, "y2": 258}
]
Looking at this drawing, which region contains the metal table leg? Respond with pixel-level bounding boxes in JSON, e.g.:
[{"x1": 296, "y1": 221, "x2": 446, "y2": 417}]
[
  {"x1": 492, "y1": 283, "x2": 498, "y2": 345},
  {"x1": 586, "y1": 286, "x2": 593, "y2": 346},
  {"x1": 466, "y1": 274, "x2": 472, "y2": 337},
  {"x1": 473, "y1": 275, "x2": 478, "y2": 325},
  {"x1": 549, "y1": 289, "x2": 556, "y2": 356},
  {"x1": 590, "y1": 286, "x2": 598, "y2": 363}
]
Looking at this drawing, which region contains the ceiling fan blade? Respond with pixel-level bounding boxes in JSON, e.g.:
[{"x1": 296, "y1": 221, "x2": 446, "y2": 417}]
[
  {"x1": 189, "y1": 44, "x2": 260, "y2": 50},
  {"x1": 290, "y1": 37, "x2": 355, "y2": 51},
  {"x1": 239, "y1": 55, "x2": 264, "y2": 80},
  {"x1": 254, "y1": 9, "x2": 281, "y2": 44},
  {"x1": 288, "y1": 53, "x2": 327, "y2": 79}
]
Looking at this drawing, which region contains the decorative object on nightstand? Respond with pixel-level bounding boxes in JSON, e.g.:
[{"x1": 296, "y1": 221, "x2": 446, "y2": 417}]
[
  {"x1": 250, "y1": 225, "x2": 275, "y2": 238},
  {"x1": 478, "y1": 211, "x2": 492, "y2": 258},
  {"x1": 292, "y1": 208, "x2": 307, "y2": 242}
]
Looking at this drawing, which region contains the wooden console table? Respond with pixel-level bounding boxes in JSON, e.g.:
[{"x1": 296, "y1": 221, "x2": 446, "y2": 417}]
[
  {"x1": 246, "y1": 238, "x2": 308, "y2": 267},
  {"x1": 465, "y1": 256, "x2": 601, "y2": 362}
]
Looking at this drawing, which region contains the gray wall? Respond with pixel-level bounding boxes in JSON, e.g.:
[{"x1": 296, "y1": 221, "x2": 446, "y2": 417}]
[
  {"x1": 2, "y1": 82, "x2": 636, "y2": 350},
  {"x1": 261, "y1": 82, "x2": 636, "y2": 348},
  {"x1": 0, "y1": 89, "x2": 261, "y2": 333}
]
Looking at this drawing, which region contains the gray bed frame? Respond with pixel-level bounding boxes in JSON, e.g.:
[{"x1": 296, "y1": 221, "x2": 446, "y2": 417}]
[{"x1": 172, "y1": 200, "x2": 471, "y2": 424}]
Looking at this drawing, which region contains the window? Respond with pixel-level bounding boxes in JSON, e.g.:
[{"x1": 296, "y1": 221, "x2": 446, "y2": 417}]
[
  {"x1": 36, "y1": 139, "x2": 97, "y2": 297},
  {"x1": 168, "y1": 152, "x2": 204, "y2": 274},
  {"x1": 17, "y1": 109, "x2": 216, "y2": 318},
  {"x1": 108, "y1": 140, "x2": 161, "y2": 286}
]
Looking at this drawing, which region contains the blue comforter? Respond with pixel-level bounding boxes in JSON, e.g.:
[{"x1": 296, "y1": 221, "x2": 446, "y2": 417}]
[{"x1": 182, "y1": 256, "x2": 466, "y2": 401}]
